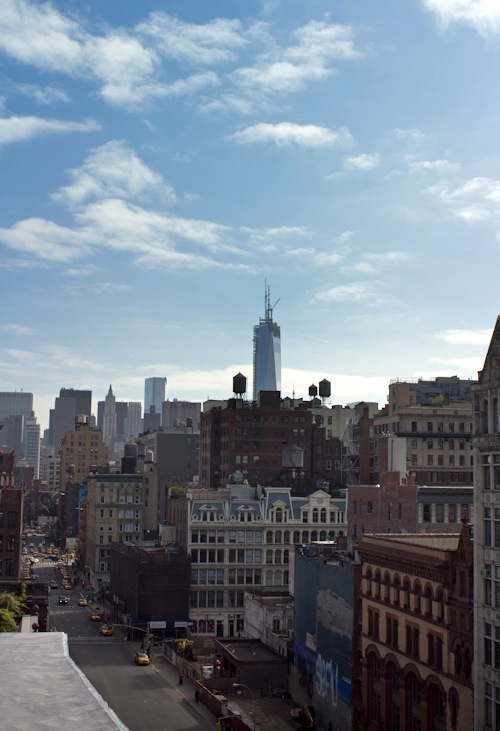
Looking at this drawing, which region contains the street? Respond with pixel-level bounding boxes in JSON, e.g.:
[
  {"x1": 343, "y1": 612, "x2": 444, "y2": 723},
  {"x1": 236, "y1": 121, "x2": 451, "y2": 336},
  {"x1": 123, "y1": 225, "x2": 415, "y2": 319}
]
[{"x1": 35, "y1": 560, "x2": 215, "y2": 731}]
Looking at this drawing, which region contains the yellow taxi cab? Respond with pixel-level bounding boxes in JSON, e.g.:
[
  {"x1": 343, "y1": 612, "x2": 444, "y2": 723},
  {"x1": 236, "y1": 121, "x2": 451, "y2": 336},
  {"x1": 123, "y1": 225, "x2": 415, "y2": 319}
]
[
  {"x1": 77, "y1": 598, "x2": 88, "y2": 607},
  {"x1": 99, "y1": 624, "x2": 115, "y2": 636},
  {"x1": 134, "y1": 651, "x2": 151, "y2": 665},
  {"x1": 89, "y1": 612, "x2": 103, "y2": 621}
]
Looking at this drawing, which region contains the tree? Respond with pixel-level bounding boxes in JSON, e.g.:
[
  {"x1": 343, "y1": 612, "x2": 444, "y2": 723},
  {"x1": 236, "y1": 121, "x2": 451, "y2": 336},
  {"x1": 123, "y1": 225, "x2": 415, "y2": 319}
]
[
  {"x1": 0, "y1": 589, "x2": 28, "y2": 632},
  {"x1": 0, "y1": 608, "x2": 18, "y2": 632}
]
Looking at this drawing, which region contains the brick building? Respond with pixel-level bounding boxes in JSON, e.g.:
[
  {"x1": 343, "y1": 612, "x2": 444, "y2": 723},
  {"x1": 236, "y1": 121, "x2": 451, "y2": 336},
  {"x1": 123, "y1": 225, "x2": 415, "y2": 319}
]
[{"x1": 357, "y1": 524, "x2": 473, "y2": 731}]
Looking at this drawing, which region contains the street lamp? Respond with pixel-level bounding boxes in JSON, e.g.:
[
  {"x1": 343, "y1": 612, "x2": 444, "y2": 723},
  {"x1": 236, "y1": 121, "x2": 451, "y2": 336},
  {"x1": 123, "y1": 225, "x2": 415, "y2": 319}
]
[{"x1": 233, "y1": 683, "x2": 256, "y2": 731}]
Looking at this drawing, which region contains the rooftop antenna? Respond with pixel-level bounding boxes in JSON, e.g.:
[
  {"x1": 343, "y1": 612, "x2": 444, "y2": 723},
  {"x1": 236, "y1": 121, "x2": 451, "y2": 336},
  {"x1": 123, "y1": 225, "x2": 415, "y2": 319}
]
[{"x1": 264, "y1": 279, "x2": 280, "y2": 321}]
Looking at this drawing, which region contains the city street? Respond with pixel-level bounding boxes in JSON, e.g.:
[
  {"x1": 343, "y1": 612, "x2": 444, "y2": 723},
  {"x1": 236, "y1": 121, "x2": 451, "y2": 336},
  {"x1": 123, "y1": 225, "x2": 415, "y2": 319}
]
[{"x1": 35, "y1": 562, "x2": 213, "y2": 731}]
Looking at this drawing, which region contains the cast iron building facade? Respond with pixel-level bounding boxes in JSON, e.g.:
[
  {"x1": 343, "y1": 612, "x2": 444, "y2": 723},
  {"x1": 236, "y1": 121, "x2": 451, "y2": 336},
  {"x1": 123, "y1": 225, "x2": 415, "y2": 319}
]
[{"x1": 473, "y1": 316, "x2": 500, "y2": 730}]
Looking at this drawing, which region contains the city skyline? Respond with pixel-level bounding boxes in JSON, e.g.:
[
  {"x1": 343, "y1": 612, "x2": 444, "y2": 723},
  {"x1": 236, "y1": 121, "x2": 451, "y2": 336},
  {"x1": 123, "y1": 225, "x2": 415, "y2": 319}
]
[{"x1": 1, "y1": 1, "x2": 499, "y2": 432}]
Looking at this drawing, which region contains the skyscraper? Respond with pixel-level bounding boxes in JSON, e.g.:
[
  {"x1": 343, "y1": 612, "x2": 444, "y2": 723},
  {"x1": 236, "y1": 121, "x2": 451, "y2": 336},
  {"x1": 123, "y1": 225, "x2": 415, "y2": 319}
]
[
  {"x1": 253, "y1": 284, "x2": 281, "y2": 400},
  {"x1": 144, "y1": 377, "x2": 167, "y2": 423},
  {"x1": 52, "y1": 388, "x2": 92, "y2": 450},
  {"x1": 102, "y1": 385, "x2": 117, "y2": 449}
]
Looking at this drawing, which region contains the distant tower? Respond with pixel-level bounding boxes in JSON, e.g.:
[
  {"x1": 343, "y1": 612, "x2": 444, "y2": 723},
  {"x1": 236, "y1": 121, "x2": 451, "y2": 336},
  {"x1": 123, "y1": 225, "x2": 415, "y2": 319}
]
[
  {"x1": 253, "y1": 283, "x2": 281, "y2": 400},
  {"x1": 144, "y1": 377, "x2": 167, "y2": 425},
  {"x1": 102, "y1": 385, "x2": 117, "y2": 449}
]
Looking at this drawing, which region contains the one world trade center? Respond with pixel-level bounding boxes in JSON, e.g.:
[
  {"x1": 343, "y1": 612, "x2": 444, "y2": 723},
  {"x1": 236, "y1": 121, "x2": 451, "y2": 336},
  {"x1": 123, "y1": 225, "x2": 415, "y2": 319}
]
[{"x1": 253, "y1": 284, "x2": 281, "y2": 401}]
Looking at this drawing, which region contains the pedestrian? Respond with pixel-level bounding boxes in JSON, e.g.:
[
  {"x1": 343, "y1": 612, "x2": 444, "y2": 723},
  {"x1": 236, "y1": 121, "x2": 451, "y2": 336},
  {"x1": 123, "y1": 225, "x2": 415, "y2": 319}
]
[
  {"x1": 195, "y1": 690, "x2": 199, "y2": 703},
  {"x1": 178, "y1": 674, "x2": 183, "y2": 685}
]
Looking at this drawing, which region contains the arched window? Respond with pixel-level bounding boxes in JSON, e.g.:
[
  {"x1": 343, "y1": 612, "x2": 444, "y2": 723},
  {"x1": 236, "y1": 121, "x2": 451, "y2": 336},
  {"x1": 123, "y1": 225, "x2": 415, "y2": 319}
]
[
  {"x1": 311, "y1": 531, "x2": 318, "y2": 542},
  {"x1": 274, "y1": 530, "x2": 282, "y2": 544},
  {"x1": 367, "y1": 653, "x2": 381, "y2": 723},
  {"x1": 284, "y1": 530, "x2": 290, "y2": 543},
  {"x1": 319, "y1": 531, "x2": 327, "y2": 541},
  {"x1": 265, "y1": 569, "x2": 273, "y2": 585},
  {"x1": 428, "y1": 683, "x2": 445, "y2": 731},
  {"x1": 301, "y1": 530, "x2": 309, "y2": 544},
  {"x1": 386, "y1": 662, "x2": 401, "y2": 731},
  {"x1": 494, "y1": 398, "x2": 499, "y2": 434},
  {"x1": 403, "y1": 578, "x2": 411, "y2": 609},
  {"x1": 365, "y1": 568, "x2": 373, "y2": 597},
  {"x1": 293, "y1": 531, "x2": 300, "y2": 544},
  {"x1": 425, "y1": 585, "x2": 433, "y2": 617},
  {"x1": 414, "y1": 582, "x2": 422, "y2": 613},
  {"x1": 275, "y1": 507, "x2": 283, "y2": 523},
  {"x1": 274, "y1": 570, "x2": 282, "y2": 586},
  {"x1": 384, "y1": 573, "x2": 391, "y2": 602},
  {"x1": 483, "y1": 399, "x2": 490, "y2": 435},
  {"x1": 375, "y1": 571, "x2": 382, "y2": 599},
  {"x1": 284, "y1": 549, "x2": 289, "y2": 565},
  {"x1": 266, "y1": 531, "x2": 273, "y2": 544},
  {"x1": 406, "y1": 673, "x2": 422, "y2": 731},
  {"x1": 449, "y1": 688, "x2": 459, "y2": 729},
  {"x1": 393, "y1": 576, "x2": 401, "y2": 606},
  {"x1": 274, "y1": 549, "x2": 282, "y2": 564},
  {"x1": 320, "y1": 508, "x2": 327, "y2": 523},
  {"x1": 436, "y1": 590, "x2": 445, "y2": 622},
  {"x1": 449, "y1": 438, "x2": 455, "y2": 449},
  {"x1": 266, "y1": 549, "x2": 273, "y2": 564},
  {"x1": 312, "y1": 508, "x2": 319, "y2": 523}
]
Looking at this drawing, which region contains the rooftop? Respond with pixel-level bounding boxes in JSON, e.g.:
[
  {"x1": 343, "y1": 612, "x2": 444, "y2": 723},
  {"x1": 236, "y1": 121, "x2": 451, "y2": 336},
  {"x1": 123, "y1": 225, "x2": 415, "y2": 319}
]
[{"x1": 1, "y1": 632, "x2": 128, "y2": 730}]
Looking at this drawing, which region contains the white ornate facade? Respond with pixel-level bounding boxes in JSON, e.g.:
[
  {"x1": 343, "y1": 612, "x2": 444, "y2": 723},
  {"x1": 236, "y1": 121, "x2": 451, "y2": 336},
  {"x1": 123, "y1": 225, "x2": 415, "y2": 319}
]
[{"x1": 180, "y1": 485, "x2": 347, "y2": 638}]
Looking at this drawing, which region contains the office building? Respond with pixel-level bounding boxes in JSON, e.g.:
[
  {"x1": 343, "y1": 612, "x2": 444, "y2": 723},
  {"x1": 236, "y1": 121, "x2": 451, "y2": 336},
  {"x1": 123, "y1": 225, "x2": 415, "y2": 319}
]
[
  {"x1": 357, "y1": 526, "x2": 473, "y2": 731},
  {"x1": 0, "y1": 450, "x2": 23, "y2": 586},
  {"x1": 124, "y1": 402, "x2": 142, "y2": 440},
  {"x1": 253, "y1": 285, "x2": 281, "y2": 400},
  {"x1": 24, "y1": 415, "x2": 40, "y2": 479},
  {"x1": 52, "y1": 388, "x2": 92, "y2": 451},
  {"x1": 373, "y1": 377, "x2": 475, "y2": 487},
  {"x1": 473, "y1": 317, "x2": 500, "y2": 729},
  {"x1": 168, "y1": 484, "x2": 347, "y2": 639},
  {"x1": 84, "y1": 470, "x2": 158, "y2": 585},
  {"x1": 291, "y1": 544, "x2": 361, "y2": 731},
  {"x1": 162, "y1": 399, "x2": 201, "y2": 431},
  {"x1": 102, "y1": 385, "x2": 117, "y2": 451},
  {"x1": 59, "y1": 416, "x2": 108, "y2": 487},
  {"x1": 144, "y1": 377, "x2": 167, "y2": 423},
  {"x1": 0, "y1": 391, "x2": 33, "y2": 422}
]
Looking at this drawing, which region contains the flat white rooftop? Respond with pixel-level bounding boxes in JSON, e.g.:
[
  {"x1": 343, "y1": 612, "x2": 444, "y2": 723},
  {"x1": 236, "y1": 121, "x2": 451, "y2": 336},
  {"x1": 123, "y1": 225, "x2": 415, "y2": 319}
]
[{"x1": 0, "y1": 632, "x2": 128, "y2": 730}]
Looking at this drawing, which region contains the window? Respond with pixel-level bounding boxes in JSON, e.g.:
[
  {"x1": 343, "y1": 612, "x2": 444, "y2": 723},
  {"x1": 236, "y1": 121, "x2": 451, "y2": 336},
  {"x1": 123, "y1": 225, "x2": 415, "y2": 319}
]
[
  {"x1": 386, "y1": 616, "x2": 399, "y2": 648},
  {"x1": 406, "y1": 625, "x2": 420, "y2": 659},
  {"x1": 368, "y1": 608, "x2": 379, "y2": 639},
  {"x1": 367, "y1": 501, "x2": 373, "y2": 514}
]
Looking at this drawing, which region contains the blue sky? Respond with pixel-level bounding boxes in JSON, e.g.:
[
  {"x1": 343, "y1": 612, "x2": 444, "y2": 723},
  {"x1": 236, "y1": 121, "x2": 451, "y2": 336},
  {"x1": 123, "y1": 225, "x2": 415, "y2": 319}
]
[{"x1": 1, "y1": 0, "x2": 500, "y2": 431}]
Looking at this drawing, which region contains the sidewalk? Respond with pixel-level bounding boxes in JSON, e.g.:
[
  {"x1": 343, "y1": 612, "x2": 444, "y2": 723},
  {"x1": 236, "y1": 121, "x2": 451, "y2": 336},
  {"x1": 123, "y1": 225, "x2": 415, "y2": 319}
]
[{"x1": 150, "y1": 654, "x2": 298, "y2": 731}]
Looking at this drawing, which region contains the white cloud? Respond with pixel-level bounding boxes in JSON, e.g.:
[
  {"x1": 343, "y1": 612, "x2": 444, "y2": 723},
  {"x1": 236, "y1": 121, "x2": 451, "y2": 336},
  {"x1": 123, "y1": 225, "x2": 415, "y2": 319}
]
[
  {"x1": 314, "y1": 282, "x2": 375, "y2": 302},
  {"x1": 344, "y1": 153, "x2": 380, "y2": 171},
  {"x1": 435, "y1": 328, "x2": 492, "y2": 345},
  {"x1": 232, "y1": 20, "x2": 360, "y2": 96},
  {"x1": 0, "y1": 115, "x2": 99, "y2": 146},
  {"x1": 137, "y1": 13, "x2": 247, "y2": 64},
  {"x1": 409, "y1": 158, "x2": 461, "y2": 174},
  {"x1": 53, "y1": 140, "x2": 172, "y2": 208},
  {"x1": 0, "y1": 217, "x2": 95, "y2": 262},
  {"x1": 422, "y1": 0, "x2": 500, "y2": 36},
  {"x1": 432, "y1": 176, "x2": 500, "y2": 222},
  {"x1": 17, "y1": 83, "x2": 69, "y2": 104},
  {"x1": 1, "y1": 323, "x2": 33, "y2": 335},
  {"x1": 231, "y1": 122, "x2": 353, "y2": 148}
]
